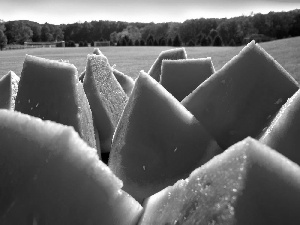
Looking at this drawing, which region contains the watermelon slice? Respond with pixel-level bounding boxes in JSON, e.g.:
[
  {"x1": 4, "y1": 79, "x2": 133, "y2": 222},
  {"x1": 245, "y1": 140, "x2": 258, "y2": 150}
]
[
  {"x1": 0, "y1": 109, "x2": 142, "y2": 225},
  {"x1": 160, "y1": 58, "x2": 214, "y2": 101},
  {"x1": 9, "y1": 71, "x2": 20, "y2": 110},
  {"x1": 113, "y1": 68, "x2": 135, "y2": 96},
  {"x1": 109, "y1": 71, "x2": 222, "y2": 203},
  {"x1": 260, "y1": 89, "x2": 300, "y2": 165},
  {"x1": 93, "y1": 47, "x2": 104, "y2": 56},
  {"x1": 182, "y1": 41, "x2": 299, "y2": 149},
  {"x1": 139, "y1": 137, "x2": 300, "y2": 225},
  {"x1": 15, "y1": 55, "x2": 96, "y2": 150},
  {"x1": 83, "y1": 54, "x2": 128, "y2": 153},
  {"x1": 0, "y1": 72, "x2": 12, "y2": 109},
  {"x1": 78, "y1": 48, "x2": 104, "y2": 83},
  {"x1": 148, "y1": 48, "x2": 187, "y2": 82}
]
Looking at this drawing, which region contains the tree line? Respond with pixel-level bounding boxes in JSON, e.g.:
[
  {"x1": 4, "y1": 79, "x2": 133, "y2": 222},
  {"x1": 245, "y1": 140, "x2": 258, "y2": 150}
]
[{"x1": 0, "y1": 9, "x2": 300, "y2": 50}]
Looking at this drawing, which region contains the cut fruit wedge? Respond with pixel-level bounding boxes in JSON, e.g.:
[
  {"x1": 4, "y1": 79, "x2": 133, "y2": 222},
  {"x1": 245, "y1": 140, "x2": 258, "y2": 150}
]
[
  {"x1": 0, "y1": 72, "x2": 12, "y2": 109},
  {"x1": 139, "y1": 137, "x2": 300, "y2": 225},
  {"x1": 160, "y1": 58, "x2": 214, "y2": 101},
  {"x1": 113, "y1": 68, "x2": 135, "y2": 96},
  {"x1": 260, "y1": 89, "x2": 300, "y2": 165},
  {"x1": 15, "y1": 55, "x2": 96, "y2": 150},
  {"x1": 182, "y1": 41, "x2": 299, "y2": 149},
  {"x1": 9, "y1": 71, "x2": 20, "y2": 110},
  {"x1": 83, "y1": 54, "x2": 128, "y2": 153},
  {"x1": 148, "y1": 48, "x2": 187, "y2": 82},
  {"x1": 0, "y1": 109, "x2": 142, "y2": 225},
  {"x1": 109, "y1": 71, "x2": 222, "y2": 203}
]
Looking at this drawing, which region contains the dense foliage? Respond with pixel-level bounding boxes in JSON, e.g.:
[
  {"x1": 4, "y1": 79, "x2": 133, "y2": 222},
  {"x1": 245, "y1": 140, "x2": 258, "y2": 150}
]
[{"x1": 0, "y1": 9, "x2": 299, "y2": 47}]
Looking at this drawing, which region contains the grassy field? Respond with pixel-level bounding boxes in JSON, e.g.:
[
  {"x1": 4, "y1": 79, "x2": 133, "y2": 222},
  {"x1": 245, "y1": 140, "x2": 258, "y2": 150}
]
[{"x1": 0, "y1": 36, "x2": 299, "y2": 82}]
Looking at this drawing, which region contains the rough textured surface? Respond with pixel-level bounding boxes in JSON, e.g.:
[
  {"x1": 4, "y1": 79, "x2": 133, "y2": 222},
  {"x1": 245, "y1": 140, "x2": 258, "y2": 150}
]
[
  {"x1": 9, "y1": 71, "x2": 19, "y2": 110},
  {"x1": 0, "y1": 109, "x2": 143, "y2": 225},
  {"x1": 260, "y1": 89, "x2": 300, "y2": 165},
  {"x1": 139, "y1": 138, "x2": 300, "y2": 225},
  {"x1": 84, "y1": 54, "x2": 128, "y2": 152},
  {"x1": 113, "y1": 68, "x2": 135, "y2": 97},
  {"x1": 15, "y1": 55, "x2": 96, "y2": 149},
  {"x1": 0, "y1": 72, "x2": 11, "y2": 109},
  {"x1": 109, "y1": 71, "x2": 221, "y2": 203},
  {"x1": 148, "y1": 48, "x2": 187, "y2": 82},
  {"x1": 160, "y1": 58, "x2": 214, "y2": 101},
  {"x1": 182, "y1": 41, "x2": 299, "y2": 149}
]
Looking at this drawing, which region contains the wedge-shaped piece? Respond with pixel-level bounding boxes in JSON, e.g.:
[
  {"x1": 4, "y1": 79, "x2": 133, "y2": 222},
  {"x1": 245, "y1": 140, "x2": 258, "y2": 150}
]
[
  {"x1": 148, "y1": 48, "x2": 187, "y2": 82},
  {"x1": 0, "y1": 110, "x2": 142, "y2": 225},
  {"x1": 84, "y1": 54, "x2": 128, "y2": 152},
  {"x1": 139, "y1": 137, "x2": 300, "y2": 225},
  {"x1": 79, "y1": 48, "x2": 104, "y2": 82},
  {"x1": 0, "y1": 72, "x2": 12, "y2": 109},
  {"x1": 160, "y1": 58, "x2": 214, "y2": 101},
  {"x1": 109, "y1": 71, "x2": 221, "y2": 203},
  {"x1": 93, "y1": 47, "x2": 104, "y2": 56},
  {"x1": 15, "y1": 55, "x2": 96, "y2": 150},
  {"x1": 9, "y1": 71, "x2": 20, "y2": 110},
  {"x1": 260, "y1": 89, "x2": 300, "y2": 165},
  {"x1": 113, "y1": 68, "x2": 135, "y2": 96},
  {"x1": 182, "y1": 41, "x2": 299, "y2": 149},
  {"x1": 0, "y1": 71, "x2": 20, "y2": 110}
]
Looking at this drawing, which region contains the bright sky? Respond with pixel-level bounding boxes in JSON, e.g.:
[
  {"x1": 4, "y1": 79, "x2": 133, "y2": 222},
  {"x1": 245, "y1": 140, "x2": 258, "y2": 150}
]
[{"x1": 1, "y1": 0, "x2": 300, "y2": 24}]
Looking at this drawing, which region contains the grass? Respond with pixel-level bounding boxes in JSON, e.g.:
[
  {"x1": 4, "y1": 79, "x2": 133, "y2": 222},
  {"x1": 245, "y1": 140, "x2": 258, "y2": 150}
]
[{"x1": 0, "y1": 36, "x2": 299, "y2": 82}]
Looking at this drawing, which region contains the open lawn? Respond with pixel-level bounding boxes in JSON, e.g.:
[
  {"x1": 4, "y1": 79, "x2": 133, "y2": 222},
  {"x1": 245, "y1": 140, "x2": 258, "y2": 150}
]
[{"x1": 0, "y1": 37, "x2": 299, "y2": 82}]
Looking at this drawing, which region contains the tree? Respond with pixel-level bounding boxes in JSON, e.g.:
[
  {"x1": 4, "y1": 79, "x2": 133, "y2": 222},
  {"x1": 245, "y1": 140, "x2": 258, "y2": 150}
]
[
  {"x1": 147, "y1": 34, "x2": 154, "y2": 46},
  {"x1": 5, "y1": 21, "x2": 33, "y2": 44},
  {"x1": 41, "y1": 24, "x2": 53, "y2": 42},
  {"x1": 159, "y1": 37, "x2": 166, "y2": 46},
  {"x1": 128, "y1": 39, "x2": 133, "y2": 46},
  {"x1": 290, "y1": 12, "x2": 300, "y2": 36},
  {"x1": 53, "y1": 26, "x2": 64, "y2": 41},
  {"x1": 200, "y1": 35, "x2": 211, "y2": 46},
  {"x1": 0, "y1": 30, "x2": 7, "y2": 50},
  {"x1": 217, "y1": 19, "x2": 238, "y2": 45},
  {"x1": 212, "y1": 35, "x2": 223, "y2": 46},
  {"x1": 228, "y1": 39, "x2": 236, "y2": 46},
  {"x1": 209, "y1": 29, "x2": 219, "y2": 40},
  {"x1": 196, "y1": 33, "x2": 204, "y2": 46},
  {"x1": 121, "y1": 37, "x2": 127, "y2": 46},
  {"x1": 117, "y1": 39, "x2": 122, "y2": 46},
  {"x1": 140, "y1": 39, "x2": 145, "y2": 46},
  {"x1": 79, "y1": 41, "x2": 84, "y2": 47},
  {"x1": 134, "y1": 39, "x2": 140, "y2": 46},
  {"x1": 67, "y1": 40, "x2": 75, "y2": 47},
  {"x1": 172, "y1": 34, "x2": 182, "y2": 47},
  {"x1": 167, "y1": 38, "x2": 173, "y2": 46},
  {"x1": 110, "y1": 31, "x2": 118, "y2": 45},
  {"x1": 0, "y1": 19, "x2": 5, "y2": 32},
  {"x1": 153, "y1": 39, "x2": 158, "y2": 46},
  {"x1": 31, "y1": 24, "x2": 42, "y2": 42},
  {"x1": 187, "y1": 39, "x2": 195, "y2": 46}
]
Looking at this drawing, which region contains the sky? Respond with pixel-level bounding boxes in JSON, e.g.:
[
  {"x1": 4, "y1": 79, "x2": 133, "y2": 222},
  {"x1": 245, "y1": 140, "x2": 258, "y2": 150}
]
[{"x1": 1, "y1": 0, "x2": 300, "y2": 24}]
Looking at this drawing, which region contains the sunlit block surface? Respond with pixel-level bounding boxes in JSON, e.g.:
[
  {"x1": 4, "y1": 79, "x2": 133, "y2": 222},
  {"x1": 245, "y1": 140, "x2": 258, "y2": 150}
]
[
  {"x1": 260, "y1": 89, "x2": 300, "y2": 165},
  {"x1": 0, "y1": 110, "x2": 142, "y2": 225},
  {"x1": 9, "y1": 71, "x2": 20, "y2": 110},
  {"x1": 109, "y1": 71, "x2": 221, "y2": 203},
  {"x1": 148, "y1": 48, "x2": 187, "y2": 82},
  {"x1": 0, "y1": 72, "x2": 12, "y2": 109},
  {"x1": 15, "y1": 55, "x2": 96, "y2": 149},
  {"x1": 84, "y1": 54, "x2": 128, "y2": 152},
  {"x1": 160, "y1": 58, "x2": 215, "y2": 101},
  {"x1": 139, "y1": 138, "x2": 300, "y2": 225},
  {"x1": 182, "y1": 41, "x2": 299, "y2": 149}
]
